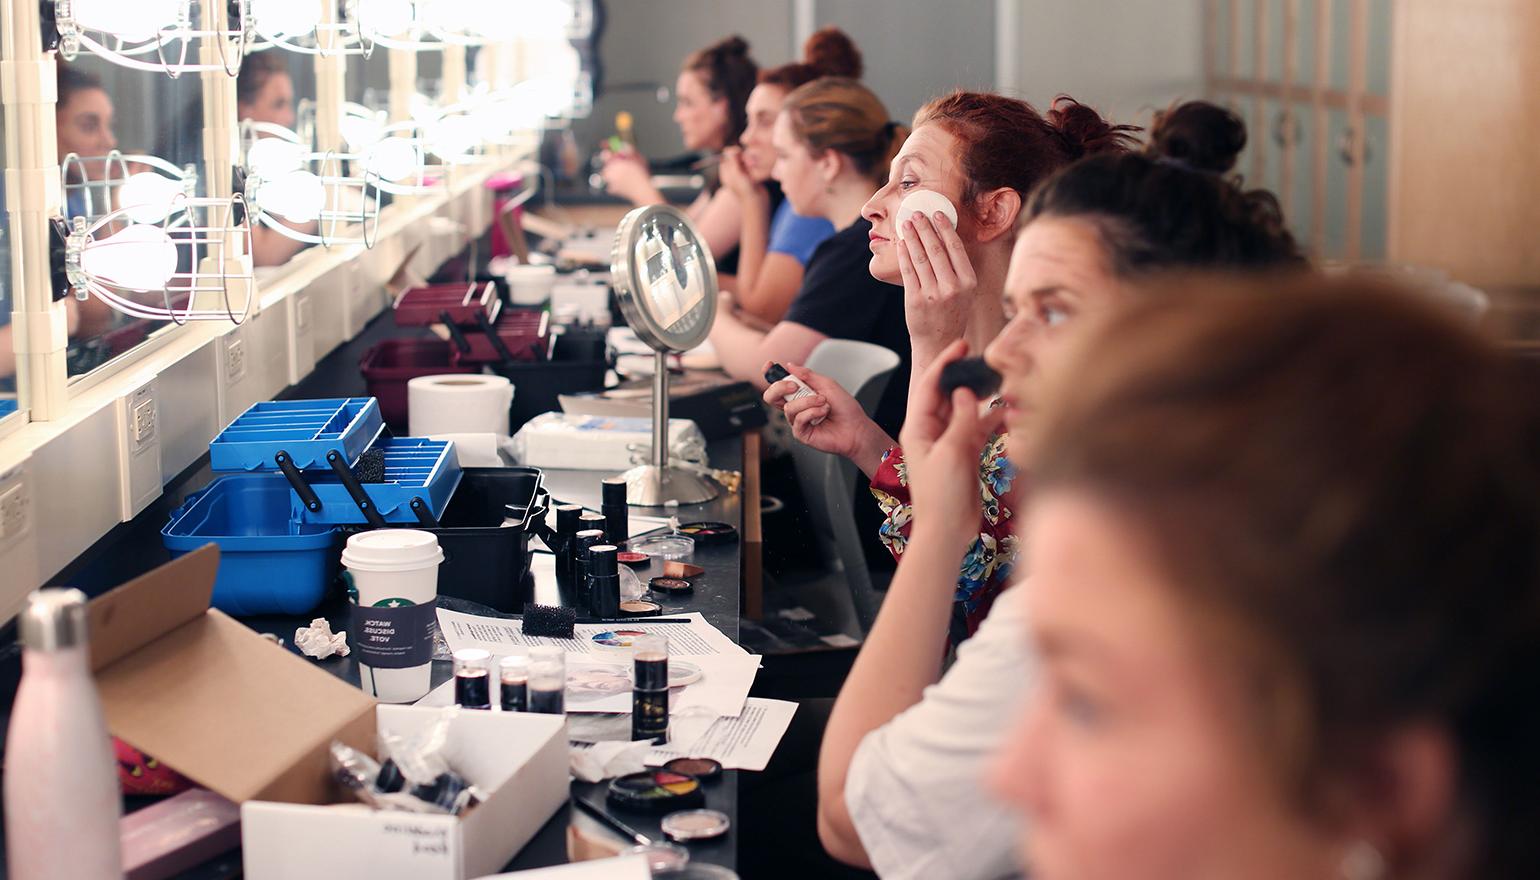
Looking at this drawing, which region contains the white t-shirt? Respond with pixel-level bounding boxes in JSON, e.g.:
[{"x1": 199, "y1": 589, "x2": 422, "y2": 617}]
[{"x1": 845, "y1": 583, "x2": 1032, "y2": 880}]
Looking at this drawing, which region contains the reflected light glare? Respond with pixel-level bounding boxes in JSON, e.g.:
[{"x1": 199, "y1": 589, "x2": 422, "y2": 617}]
[
  {"x1": 252, "y1": 0, "x2": 323, "y2": 39},
  {"x1": 340, "y1": 114, "x2": 385, "y2": 151},
  {"x1": 80, "y1": 224, "x2": 180, "y2": 292},
  {"x1": 246, "y1": 138, "x2": 307, "y2": 177},
  {"x1": 428, "y1": 115, "x2": 480, "y2": 161},
  {"x1": 117, "y1": 172, "x2": 184, "y2": 224},
  {"x1": 357, "y1": 0, "x2": 414, "y2": 38},
  {"x1": 366, "y1": 137, "x2": 421, "y2": 182},
  {"x1": 419, "y1": 0, "x2": 475, "y2": 34},
  {"x1": 512, "y1": 76, "x2": 577, "y2": 119},
  {"x1": 71, "y1": 0, "x2": 184, "y2": 41},
  {"x1": 257, "y1": 170, "x2": 325, "y2": 223}
]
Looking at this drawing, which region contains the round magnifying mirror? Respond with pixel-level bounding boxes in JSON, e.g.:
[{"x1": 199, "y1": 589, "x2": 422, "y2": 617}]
[{"x1": 608, "y1": 205, "x2": 720, "y2": 505}]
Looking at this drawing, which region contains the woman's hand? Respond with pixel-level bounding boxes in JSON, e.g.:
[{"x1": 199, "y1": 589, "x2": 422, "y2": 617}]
[
  {"x1": 897, "y1": 211, "x2": 980, "y2": 371},
  {"x1": 600, "y1": 150, "x2": 656, "y2": 205},
  {"x1": 898, "y1": 340, "x2": 1006, "y2": 553},
  {"x1": 717, "y1": 146, "x2": 763, "y2": 202},
  {"x1": 763, "y1": 362, "x2": 896, "y2": 477}
]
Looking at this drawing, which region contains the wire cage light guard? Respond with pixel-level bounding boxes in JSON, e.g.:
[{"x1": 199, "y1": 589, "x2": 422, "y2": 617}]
[
  {"x1": 62, "y1": 194, "x2": 256, "y2": 324},
  {"x1": 241, "y1": 121, "x2": 383, "y2": 248},
  {"x1": 50, "y1": 0, "x2": 248, "y2": 76}
]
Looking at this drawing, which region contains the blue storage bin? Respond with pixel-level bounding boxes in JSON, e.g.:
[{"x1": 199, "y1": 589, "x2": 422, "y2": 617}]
[
  {"x1": 210, "y1": 398, "x2": 384, "y2": 472},
  {"x1": 290, "y1": 436, "x2": 463, "y2": 525},
  {"x1": 161, "y1": 474, "x2": 339, "y2": 616}
]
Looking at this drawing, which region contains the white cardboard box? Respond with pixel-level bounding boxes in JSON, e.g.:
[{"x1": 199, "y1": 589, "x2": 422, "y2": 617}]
[
  {"x1": 88, "y1": 547, "x2": 569, "y2": 880},
  {"x1": 242, "y1": 706, "x2": 567, "y2": 880}
]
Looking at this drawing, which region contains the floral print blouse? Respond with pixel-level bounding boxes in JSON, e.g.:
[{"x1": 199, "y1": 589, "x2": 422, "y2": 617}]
[{"x1": 869, "y1": 434, "x2": 1022, "y2": 643}]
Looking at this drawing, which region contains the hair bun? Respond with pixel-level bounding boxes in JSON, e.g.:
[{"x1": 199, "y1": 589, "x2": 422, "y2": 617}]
[
  {"x1": 803, "y1": 26, "x2": 863, "y2": 79},
  {"x1": 714, "y1": 35, "x2": 751, "y2": 59},
  {"x1": 1149, "y1": 101, "x2": 1247, "y2": 173},
  {"x1": 1047, "y1": 96, "x2": 1142, "y2": 160}
]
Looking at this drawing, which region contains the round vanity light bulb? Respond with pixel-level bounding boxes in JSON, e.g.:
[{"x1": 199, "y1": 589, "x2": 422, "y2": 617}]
[
  {"x1": 71, "y1": 0, "x2": 184, "y2": 41},
  {"x1": 896, "y1": 190, "x2": 959, "y2": 240},
  {"x1": 81, "y1": 224, "x2": 179, "y2": 292},
  {"x1": 340, "y1": 114, "x2": 385, "y2": 151},
  {"x1": 365, "y1": 137, "x2": 421, "y2": 183},
  {"x1": 257, "y1": 170, "x2": 325, "y2": 223},
  {"x1": 252, "y1": 0, "x2": 322, "y2": 40},
  {"x1": 427, "y1": 115, "x2": 480, "y2": 161},
  {"x1": 356, "y1": 0, "x2": 414, "y2": 38},
  {"x1": 419, "y1": 0, "x2": 474, "y2": 35},
  {"x1": 246, "y1": 137, "x2": 307, "y2": 177},
  {"x1": 117, "y1": 172, "x2": 184, "y2": 224}
]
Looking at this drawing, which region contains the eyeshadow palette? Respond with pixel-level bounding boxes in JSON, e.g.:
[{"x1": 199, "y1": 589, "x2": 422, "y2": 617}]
[
  {"x1": 662, "y1": 757, "x2": 722, "y2": 782},
  {"x1": 606, "y1": 769, "x2": 706, "y2": 813}
]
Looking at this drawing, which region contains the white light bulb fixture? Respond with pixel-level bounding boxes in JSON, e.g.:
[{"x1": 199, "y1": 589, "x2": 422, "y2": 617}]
[
  {"x1": 52, "y1": 0, "x2": 248, "y2": 76},
  {"x1": 62, "y1": 197, "x2": 256, "y2": 324},
  {"x1": 365, "y1": 136, "x2": 422, "y2": 183},
  {"x1": 348, "y1": 0, "x2": 444, "y2": 52},
  {"x1": 60, "y1": 151, "x2": 198, "y2": 227},
  {"x1": 241, "y1": 120, "x2": 383, "y2": 247},
  {"x1": 250, "y1": 0, "x2": 321, "y2": 41}
]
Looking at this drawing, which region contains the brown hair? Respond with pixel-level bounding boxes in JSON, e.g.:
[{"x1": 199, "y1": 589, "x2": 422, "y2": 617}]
[
  {"x1": 237, "y1": 51, "x2": 291, "y2": 110},
  {"x1": 682, "y1": 35, "x2": 758, "y2": 144},
  {"x1": 1031, "y1": 276, "x2": 1540, "y2": 877},
  {"x1": 1025, "y1": 100, "x2": 1303, "y2": 276},
  {"x1": 780, "y1": 77, "x2": 905, "y2": 185},
  {"x1": 759, "y1": 26, "x2": 862, "y2": 91},
  {"x1": 913, "y1": 92, "x2": 1138, "y2": 211}
]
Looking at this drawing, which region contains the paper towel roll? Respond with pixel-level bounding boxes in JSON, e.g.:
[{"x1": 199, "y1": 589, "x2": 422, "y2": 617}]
[{"x1": 408, "y1": 374, "x2": 513, "y2": 437}]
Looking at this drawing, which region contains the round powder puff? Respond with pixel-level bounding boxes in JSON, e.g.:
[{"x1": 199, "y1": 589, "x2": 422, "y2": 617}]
[{"x1": 896, "y1": 190, "x2": 959, "y2": 240}]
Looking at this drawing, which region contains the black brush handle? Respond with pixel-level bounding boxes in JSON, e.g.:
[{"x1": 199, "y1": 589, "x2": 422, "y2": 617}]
[
  {"x1": 473, "y1": 310, "x2": 520, "y2": 366},
  {"x1": 275, "y1": 450, "x2": 322, "y2": 513},
  {"x1": 441, "y1": 310, "x2": 473, "y2": 354},
  {"x1": 327, "y1": 450, "x2": 388, "y2": 528}
]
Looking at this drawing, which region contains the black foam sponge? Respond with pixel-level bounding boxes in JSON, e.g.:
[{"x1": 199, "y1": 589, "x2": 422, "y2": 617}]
[
  {"x1": 938, "y1": 357, "x2": 1002, "y2": 398},
  {"x1": 353, "y1": 448, "x2": 387, "y2": 483},
  {"x1": 522, "y1": 604, "x2": 576, "y2": 638}
]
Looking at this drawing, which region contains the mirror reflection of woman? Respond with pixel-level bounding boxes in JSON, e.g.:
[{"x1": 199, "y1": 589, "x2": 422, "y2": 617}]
[
  {"x1": 600, "y1": 35, "x2": 758, "y2": 279},
  {"x1": 238, "y1": 52, "x2": 312, "y2": 268}
]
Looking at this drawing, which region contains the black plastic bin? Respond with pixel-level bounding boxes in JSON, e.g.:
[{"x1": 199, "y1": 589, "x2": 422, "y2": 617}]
[
  {"x1": 341, "y1": 467, "x2": 551, "y2": 613},
  {"x1": 487, "y1": 334, "x2": 610, "y2": 432}
]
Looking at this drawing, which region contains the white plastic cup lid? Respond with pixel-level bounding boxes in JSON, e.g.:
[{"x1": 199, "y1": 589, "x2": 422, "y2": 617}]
[{"x1": 341, "y1": 529, "x2": 444, "y2": 572}]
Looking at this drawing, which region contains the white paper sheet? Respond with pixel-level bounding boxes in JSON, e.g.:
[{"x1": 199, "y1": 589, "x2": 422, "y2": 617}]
[
  {"x1": 472, "y1": 854, "x2": 650, "y2": 880},
  {"x1": 644, "y1": 698, "x2": 799, "y2": 772},
  {"x1": 435, "y1": 608, "x2": 760, "y2": 717}
]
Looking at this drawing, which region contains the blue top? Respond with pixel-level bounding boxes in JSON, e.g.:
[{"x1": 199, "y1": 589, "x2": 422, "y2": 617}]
[{"x1": 766, "y1": 199, "x2": 836, "y2": 267}]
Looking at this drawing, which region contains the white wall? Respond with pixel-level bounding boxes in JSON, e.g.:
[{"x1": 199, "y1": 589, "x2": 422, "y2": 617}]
[{"x1": 1010, "y1": 0, "x2": 1206, "y2": 130}]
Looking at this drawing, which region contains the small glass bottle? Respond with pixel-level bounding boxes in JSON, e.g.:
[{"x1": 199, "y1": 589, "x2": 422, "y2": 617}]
[
  {"x1": 452, "y1": 649, "x2": 492, "y2": 710},
  {"x1": 527, "y1": 646, "x2": 566, "y2": 715},
  {"x1": 499, "y1": 654, "x2": 529, "y2": 712}
]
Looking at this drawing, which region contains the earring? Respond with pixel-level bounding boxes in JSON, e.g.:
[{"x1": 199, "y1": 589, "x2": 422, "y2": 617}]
[{"x1": 1339, "y1": 841, "x2": 1386, "y2": 880}]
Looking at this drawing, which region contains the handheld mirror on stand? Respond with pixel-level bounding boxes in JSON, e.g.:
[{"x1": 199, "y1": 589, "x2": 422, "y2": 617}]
[{"x1": 608, "y1": 204, "x2": 721, "y2": 505}]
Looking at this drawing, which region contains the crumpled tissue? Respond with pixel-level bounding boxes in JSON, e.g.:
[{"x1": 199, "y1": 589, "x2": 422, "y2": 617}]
[
  {"x1": 294, "y1": 618, "x2": 349, "y2": 659},
  {"x1": 570, "y1": 740, "x2": 653, "y2": 784}
]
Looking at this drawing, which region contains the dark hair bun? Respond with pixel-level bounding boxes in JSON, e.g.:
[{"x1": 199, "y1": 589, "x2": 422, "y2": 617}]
[
  {"x1": 714, "y1": 35, "x2": 751, "y2": 59},
  {"x1": 803, "y1": 26, "x2": 863, "y2": 79},
  {"x1": 1149, "y1": 101, "x2": 1247, "y2": 173},
  {"x1": 1046, "y1": 96, "x2": 1143, "y2": 160}
]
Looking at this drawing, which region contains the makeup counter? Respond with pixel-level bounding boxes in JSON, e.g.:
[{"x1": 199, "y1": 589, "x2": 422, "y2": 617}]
[{"x1": 1, "y1": 202, "x2": 769, "y2": 878}]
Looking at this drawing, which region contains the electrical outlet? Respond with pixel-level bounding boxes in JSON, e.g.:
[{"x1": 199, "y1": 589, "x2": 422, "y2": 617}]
[
  {"x1": 226, "y1": 336, "x2": 246, "y2": 385},
  {"x1": 0, "y1": 480, "x2": 30, "y2": 542},
  {"x1": 132, "y1": 396, "x2": 156, "y2": 448}
]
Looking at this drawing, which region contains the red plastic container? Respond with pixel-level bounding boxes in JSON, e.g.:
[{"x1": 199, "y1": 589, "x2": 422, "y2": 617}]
[
  {"x1": 392, "y1": 280, "x2": 500, "y2": 327},
  {"x1": 358, "y1": 338, "x2": 477, "y2": 427},
  {"x1": 447, "y1": 308, "x2": 551, "y2": 365}
]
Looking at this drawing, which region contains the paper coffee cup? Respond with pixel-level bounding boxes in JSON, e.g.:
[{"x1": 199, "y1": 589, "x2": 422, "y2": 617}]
[{"x1": 342, "y1": 529, "x2": 443, "y2": 703}]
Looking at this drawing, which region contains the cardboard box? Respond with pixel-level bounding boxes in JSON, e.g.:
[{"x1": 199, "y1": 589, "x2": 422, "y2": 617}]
[{"x1": 89, "y1": 546, "x2": 569, "y2": 880}]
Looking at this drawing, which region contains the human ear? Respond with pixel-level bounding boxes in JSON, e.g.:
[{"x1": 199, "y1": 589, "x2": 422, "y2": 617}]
[{"x1": 972, "y1": 187, "x2": 1023, "y2": 243}]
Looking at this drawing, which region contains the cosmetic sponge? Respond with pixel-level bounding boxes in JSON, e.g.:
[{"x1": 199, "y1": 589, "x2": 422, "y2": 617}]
[
  {"x1": 522, "y1": 603, "x2": 576, "y2": 638},
  {"x1": 352, "y1": 448, "x2": 387, "y2": 483},
  {"x1": 897, "y1": 190, "x2": 959, "y2": 240}
]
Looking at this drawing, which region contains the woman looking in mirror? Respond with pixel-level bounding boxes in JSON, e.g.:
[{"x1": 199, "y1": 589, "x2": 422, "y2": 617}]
[
  {"x1": 601, "y1": 35, "x2": 758, "y2": 275},
  {"x1": 709, "y1": 77, "x2": 911, "y2": 438},
  {"x1": 237, "y1": 52, "x2": 312, "y2": 268},
  {"x1": 992, "y1": 278, "x2": 1540, "y2": 880},
  {"x1": 714, "y1": 27, "x2": 861, "y2": 325},
  {"x1": 814, "y1": 103, "x2": 1304, "y2": 878}
]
